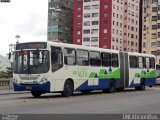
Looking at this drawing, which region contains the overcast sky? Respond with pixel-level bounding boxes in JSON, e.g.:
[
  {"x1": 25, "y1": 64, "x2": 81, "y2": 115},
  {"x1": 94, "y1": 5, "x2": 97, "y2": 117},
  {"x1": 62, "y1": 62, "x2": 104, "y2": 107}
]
[{"x1": 0, "y1": 0, "x2": 48, "y2": 56}]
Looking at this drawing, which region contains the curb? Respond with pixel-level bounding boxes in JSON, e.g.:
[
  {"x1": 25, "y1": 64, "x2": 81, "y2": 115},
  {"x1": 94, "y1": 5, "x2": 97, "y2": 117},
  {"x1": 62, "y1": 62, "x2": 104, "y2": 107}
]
[{"x1": 0, "y1": 90, "x2": 29, "y2": 95}]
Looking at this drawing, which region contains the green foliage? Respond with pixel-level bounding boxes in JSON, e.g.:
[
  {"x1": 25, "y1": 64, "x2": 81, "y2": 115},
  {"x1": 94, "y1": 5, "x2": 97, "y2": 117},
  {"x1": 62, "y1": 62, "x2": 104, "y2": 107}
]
[{"x1": 0, "y1": 67, "x2": 13, "y2": 78}]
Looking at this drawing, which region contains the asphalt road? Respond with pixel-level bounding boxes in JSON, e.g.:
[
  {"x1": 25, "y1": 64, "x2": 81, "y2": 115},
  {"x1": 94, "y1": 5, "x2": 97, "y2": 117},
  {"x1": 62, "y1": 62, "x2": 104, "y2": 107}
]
[{"x1": 0, "y1": 86, "x2": 160, "y2": 114}]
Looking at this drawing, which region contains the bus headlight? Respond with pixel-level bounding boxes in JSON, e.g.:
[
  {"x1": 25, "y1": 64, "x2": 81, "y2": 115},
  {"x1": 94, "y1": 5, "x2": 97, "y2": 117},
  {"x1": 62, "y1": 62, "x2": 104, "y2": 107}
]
[
  {"x1": 13, "y1": 77, "x2": 18, "y2": 83},
  {"x1": 13, "y1": 79, "x2": 18, "y2": 83},
  {"x1": 39, "y1": 78, "x2": 48, "y2": 84}
]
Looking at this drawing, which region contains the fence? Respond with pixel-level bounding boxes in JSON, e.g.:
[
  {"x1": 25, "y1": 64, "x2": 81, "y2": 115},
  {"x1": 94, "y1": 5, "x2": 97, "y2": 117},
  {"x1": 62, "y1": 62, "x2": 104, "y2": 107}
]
[{"x1": 0, "y1": 79, "x2": 12, "y2": 89}]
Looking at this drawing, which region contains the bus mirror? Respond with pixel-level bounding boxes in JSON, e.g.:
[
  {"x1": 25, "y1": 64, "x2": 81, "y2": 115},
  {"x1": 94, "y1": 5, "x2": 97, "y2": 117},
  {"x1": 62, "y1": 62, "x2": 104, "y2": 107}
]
[{"x1": 8, "y1": 52, "x2": 11, "y2": 59}]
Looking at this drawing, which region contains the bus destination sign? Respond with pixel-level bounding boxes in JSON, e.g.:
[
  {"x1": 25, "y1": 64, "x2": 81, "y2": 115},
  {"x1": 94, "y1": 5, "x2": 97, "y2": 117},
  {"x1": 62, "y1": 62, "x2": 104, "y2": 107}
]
[{"x1": 16, "y1": 42, "x2": 47, "y2": 50}]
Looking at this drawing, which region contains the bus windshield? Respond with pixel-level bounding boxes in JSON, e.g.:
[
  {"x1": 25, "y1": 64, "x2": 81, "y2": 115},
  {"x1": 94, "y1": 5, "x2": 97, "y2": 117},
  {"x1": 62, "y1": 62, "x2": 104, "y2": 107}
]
[{"x1": 13, "y1": 50, "x2": 49, "y2": 74}]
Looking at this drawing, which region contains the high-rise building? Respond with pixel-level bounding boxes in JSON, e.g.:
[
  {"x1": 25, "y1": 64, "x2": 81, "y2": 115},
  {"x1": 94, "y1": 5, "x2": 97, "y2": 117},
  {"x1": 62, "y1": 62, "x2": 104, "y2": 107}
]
[
  {"x1": 73, "y1": 0, "x2": 140, "y2": 52},
  {"x1": 48, "y1": 0, "x2": 73, "y2": 43},
  {"x1": 142, "y1": 0, "x2": 160, "y2": 63}
]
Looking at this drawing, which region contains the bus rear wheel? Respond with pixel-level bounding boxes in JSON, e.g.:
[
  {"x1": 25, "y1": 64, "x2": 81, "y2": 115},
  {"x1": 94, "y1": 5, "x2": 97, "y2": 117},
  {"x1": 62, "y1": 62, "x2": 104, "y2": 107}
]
[
  {"x1": 31, "y1": 91, "x2": 42, "y2": 98},
  {"x1": 135, "y1": 79, "x2": 145, "y2": 91},
  {"x1": 62, "y1": 80, "x2": 73, "y2": 97}
]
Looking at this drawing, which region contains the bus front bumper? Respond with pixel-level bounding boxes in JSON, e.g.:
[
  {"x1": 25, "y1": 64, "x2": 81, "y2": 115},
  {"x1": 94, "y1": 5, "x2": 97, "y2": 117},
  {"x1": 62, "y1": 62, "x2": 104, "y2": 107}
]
[{"x1": 13, "y1": 81, "x2": 50, "y2": 92}]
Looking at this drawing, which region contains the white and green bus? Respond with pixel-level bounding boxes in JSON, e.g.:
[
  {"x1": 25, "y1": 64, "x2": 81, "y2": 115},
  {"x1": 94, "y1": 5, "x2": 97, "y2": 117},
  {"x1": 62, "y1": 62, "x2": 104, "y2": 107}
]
[{"x1": 12, "y1": 41, "x2": 156, "y2": 97}]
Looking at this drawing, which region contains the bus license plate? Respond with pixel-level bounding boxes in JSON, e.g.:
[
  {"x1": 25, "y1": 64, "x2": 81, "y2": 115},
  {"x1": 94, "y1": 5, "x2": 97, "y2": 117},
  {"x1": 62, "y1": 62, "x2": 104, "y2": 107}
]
[{"x1": 26, "y1": 86, "x2": 32, "y2": 90}]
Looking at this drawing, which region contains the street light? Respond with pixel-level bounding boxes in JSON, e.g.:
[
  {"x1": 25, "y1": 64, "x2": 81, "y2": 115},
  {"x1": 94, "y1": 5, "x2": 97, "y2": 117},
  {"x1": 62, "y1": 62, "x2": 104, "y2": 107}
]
[{"x1": 15, "y1": 35, "x2": 20, "y2": 44}]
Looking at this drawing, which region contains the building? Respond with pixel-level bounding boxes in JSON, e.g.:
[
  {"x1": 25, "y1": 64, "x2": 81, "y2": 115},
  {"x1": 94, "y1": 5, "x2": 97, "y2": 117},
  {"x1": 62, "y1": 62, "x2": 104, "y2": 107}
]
[
  {"x1": 47, "y1": 0, "x2": 73, "y2": 43},
  {"x1": 73, "y1": 0, "x2": 140, "y2": 52},
  {"x1": 142, "y1": 0, "x2": 160, "y2": 63}
]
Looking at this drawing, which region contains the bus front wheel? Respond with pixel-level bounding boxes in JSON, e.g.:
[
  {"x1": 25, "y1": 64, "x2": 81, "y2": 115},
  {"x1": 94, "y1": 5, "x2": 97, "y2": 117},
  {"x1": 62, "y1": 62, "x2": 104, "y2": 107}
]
[
  {"x1": 62, "y1": 80, "x2": 73, "y2": 97},
  {"x1": 31, "y1": 91, "x2": 42, "y2": 98}
]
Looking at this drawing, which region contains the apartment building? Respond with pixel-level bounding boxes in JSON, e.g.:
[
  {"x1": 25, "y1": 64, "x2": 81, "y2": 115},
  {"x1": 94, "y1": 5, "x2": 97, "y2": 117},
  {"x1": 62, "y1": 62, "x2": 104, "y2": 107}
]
[
  {"x1": 73, "y1": 0, "x2": 140, "y2": 52},
  {"x1": 142, "y1": 0, "x2": 160, "y2": 63}
]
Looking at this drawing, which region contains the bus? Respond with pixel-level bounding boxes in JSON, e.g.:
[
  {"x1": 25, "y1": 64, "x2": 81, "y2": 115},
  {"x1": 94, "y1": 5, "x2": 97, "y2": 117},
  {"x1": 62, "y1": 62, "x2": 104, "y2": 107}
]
[
  {"x1": 156, "y1": 64, "x2": 160, "y2": 84},
  {"x1": 12, "y1": 41, "x2": 156, "y2": 97}
]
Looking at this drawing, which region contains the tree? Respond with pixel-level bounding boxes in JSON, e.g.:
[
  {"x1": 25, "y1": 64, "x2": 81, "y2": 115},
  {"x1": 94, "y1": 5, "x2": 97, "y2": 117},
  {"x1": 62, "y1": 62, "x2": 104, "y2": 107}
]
[{"x1": 0, "y1": 67, "x2": 13, "y2": 78}]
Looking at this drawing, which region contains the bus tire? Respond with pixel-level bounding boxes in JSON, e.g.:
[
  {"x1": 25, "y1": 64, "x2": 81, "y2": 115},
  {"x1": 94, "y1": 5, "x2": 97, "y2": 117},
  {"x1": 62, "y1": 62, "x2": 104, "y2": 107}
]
[
  {"x1": 135, "y1": 79, "x2": 145, "y2": 91},
  {"x1": 62, "y1": 80, "x2": 73, "y2": 97},
  {"x1": 108, "y1": 80, "x2": 115, "y2": 93},
  {"x1": 31, "y1": 91, "x2": 42, "y2": 98}
]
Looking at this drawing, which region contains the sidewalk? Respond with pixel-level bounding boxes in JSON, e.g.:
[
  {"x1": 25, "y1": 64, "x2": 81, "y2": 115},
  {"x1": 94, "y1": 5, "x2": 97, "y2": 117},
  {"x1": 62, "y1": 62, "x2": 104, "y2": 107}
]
[{"x1": 0, "y1": 89, "x2": 29, "y2": 95}]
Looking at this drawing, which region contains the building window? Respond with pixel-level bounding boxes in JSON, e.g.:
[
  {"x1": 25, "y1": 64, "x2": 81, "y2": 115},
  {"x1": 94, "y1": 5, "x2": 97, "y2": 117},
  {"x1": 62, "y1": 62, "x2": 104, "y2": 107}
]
[
  {"x1": 84, "y1": 13, "x2": 90, "y2": 18},
  {"x1": 152, "y1": 16, "x2": 157, "y2": 21},
  {"x1": 84, "y1": 0, "x2": 91, "y2": 2},
  {"x1": 77, "y1": 22, "x2": 81, "y2": 26},
  {"x1": 104, "y1": 4, "x2": 108, "y2": 9},
  {"x1": 152, "y1": 33, "x2": 157, "y2": 39},
  {"x1": 77, "y1": 31, "x2": 81, "y2": 35},
  {"x1": 91, "y1": 29, "x2": 98, "y2": 34},
  {"x1": 92, "y1": 13, "x2": 99, "y2": 17},
  {"x1": 92, "y1": 5, "x2": 99, "y2": 9},
  {"x1": 151, "y1": 42, "x2": 157, "y2": 47},
  {"x1": 103, "y1": 29, "x2": 107, "y2": 33},
  {"x1": 92, "y1": 21, "x2": 98, "y2": 25},
  {"x1": 78, "y1": 7, "x2": 81, "y2": 11},
  {"x1": 84, "y1": 21, "x2": 90, "y2": 26},
  {"x1": 152, "y1": 25, "x2": 157, "y2": 30},
  {"x1": 84, "y1": 5, "x2": 91, "y2": 10},
  {"x1": 83, "y1": 30, "x2": 90, "y2": 34},
  {"x1": 83, "y1": 37, "x2": 90, "y2": 42},
  {"x1": 77, "y1": 39, "x2": 80, "y2": 43},
  {"x1": 152, "y1": 7, "x2": 157, "y2": 12},
  {"x1": 104, "y1": 13, "x2": 108, "y2": 17},
  {"x1": 91, "y1": 37, "x2": 98, "y2": 42}
]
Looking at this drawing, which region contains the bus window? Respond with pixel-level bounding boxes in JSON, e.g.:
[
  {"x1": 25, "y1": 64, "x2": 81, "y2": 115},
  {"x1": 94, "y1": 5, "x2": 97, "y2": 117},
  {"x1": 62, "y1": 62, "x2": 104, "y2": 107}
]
[
  {"x1": 129, "y1": 56, "x2": 137, "y2": 68},
  {"x1": 138, "y1": 57, "x2": 143, "y2": 69},
  {"x1": 64, "y1": 48, "x2": 76, "y2": 65},
  {"x1": 112, "y1": 54, "x2": 119, "y2": 67},
  {"x1": 150, "y1": 57, "x2": 155, "y2": 68},
  {"x1": 77, "y1": 50, "x2": 89, "y2": 66},
  {"x1": 101, "y1": 52, "x2": 111, "y2": 67},
  {"x1": 89, "y1": 51, "x2": 101, "y2": 66},
  {"x1": 146, "y1": 57, "x2": 150, "y2": 69},
  {"x1": 156, "y1": 64, "x2": 160, "y2": 78},
  {"x1": 143, "y1": 57, "x2": 146, "y2": 68},
  {"x1": 51, "y1": 47, "x2": 63, "y2": 72}
]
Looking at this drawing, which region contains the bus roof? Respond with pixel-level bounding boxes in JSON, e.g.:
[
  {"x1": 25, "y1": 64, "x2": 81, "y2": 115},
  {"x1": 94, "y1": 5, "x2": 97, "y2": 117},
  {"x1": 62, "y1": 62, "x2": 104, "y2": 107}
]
[
  {"x1": 47, "y1": 41, "x2": 119, "y2": 53},
  {"x1": 15, "y1": 41, "x2": 156, "y2": 58}
]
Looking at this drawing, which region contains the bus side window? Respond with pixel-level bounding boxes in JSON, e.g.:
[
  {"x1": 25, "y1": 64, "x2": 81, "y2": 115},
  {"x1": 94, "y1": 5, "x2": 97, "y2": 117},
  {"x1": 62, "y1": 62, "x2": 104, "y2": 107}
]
[
  {"x1": 138, "y1": 56, "x2": 143, "y2": 69},
  {"x1": 64, "y1": 48, "x2": 76, "y2": 65},
  {"x1": 101, "y1": 52, "x2": 111, "y2": 67},
  {"x1": 129, "y1": 56, "x2": 137, "y2": 68},
  {"x1": 89, "y1": 51, "x2": 101, "y2": 66},
  {"x1": 51, "y1": 47, "x2": 63, "y2": 72},
  {"x1": 146, "y1": 57, "x2": 150, "y2": 69},
  {"x1": 77, "y1": 50, "x2": 89, "y2": 66},
  {"x1": 150, "y1": 57, "x2": 155, "y2": 69},
  {"x1": 112, "y1": 54, "x2": 119, "y2": 67}
]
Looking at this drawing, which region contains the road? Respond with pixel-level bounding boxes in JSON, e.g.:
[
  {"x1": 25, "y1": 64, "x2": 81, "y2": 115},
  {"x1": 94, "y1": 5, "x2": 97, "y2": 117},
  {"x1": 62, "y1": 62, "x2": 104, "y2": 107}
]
[{"x1": 0, "y1": 86, "x2": 160, "y2": 114}]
